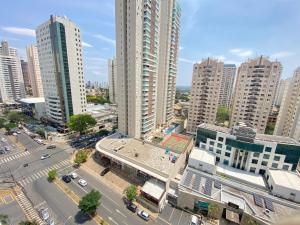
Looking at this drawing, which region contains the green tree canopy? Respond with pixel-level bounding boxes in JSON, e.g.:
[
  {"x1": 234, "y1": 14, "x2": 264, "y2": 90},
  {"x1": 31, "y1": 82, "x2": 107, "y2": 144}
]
[
  {"x1": 208, "y1": 203, "x2": 221, "y2": 219},
  {"x1": 68, "y1": 114, "x2": 96, "y2": 135},
  {"x1": 216, "y1": 106, "x2": 230, "y2": 124},
  {"x1": 0, "y1": 118, "x2": 7, "y2": 128},
  {"x1": 265, "y1": 122, "x2": 275, "y2": 135},
  {"x1": 78, "y1": 190, "x2": 101, "y2": 215},
  {"x1": 19, "y1": 220, "x2": 39, "y2": 225},
  {"x1": 7, "y1": 111, "x2": 23, "y2": 123},
  {"x1": 74, "y1": 150, "x2": 88, "y2": 165},
  {"x1": 86, "y1": 95, "x2": 110, "y2": 104},
  {"x1": 4, "y1": 122, "x2": 16, "y2": 132},
  {"x1": 48, "y1": 169, "x2": 57, "y2": 181},
  {"x1": 0, "y1": 214, "x2": 9, "y2": 225},
  {"x1": 124, "y1": 185, "x2": 137, "y2": 202}
]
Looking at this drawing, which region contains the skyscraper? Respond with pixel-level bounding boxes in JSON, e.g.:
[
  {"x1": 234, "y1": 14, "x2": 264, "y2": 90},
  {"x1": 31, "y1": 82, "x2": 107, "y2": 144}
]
[
  {"x1": 230, "y1": 56, "x2": 281, "y2": 133},
  {"x1": 26, "y1": 44, "x2": 44, "y2": 97},
  {"x1": 156, "y1": 0, "x2": 181, "y2": 127},
  {"x1": 108, "y1": 58, "x2": 117, "y2": 104},
  {"x1": 36, "y1": 15, "x2": 86, "y2": 126},
  {"x1": 0, "y1": 40, "x2": 25, "y2": 103},
  {"x1": 21, "y1": 60, "x2": 30, "y2": 92},
  {"x1": 273, "y1": 78, "x2": 290, "y2": 107},
  {"x1": 274, "y1": 68, "x2": 300, "y2": 140},
  {"x1": 218, "y1": 64, "x2": 236, "y2": 108},
  {"x1": 187, "y1": 58, "x2": 223, "y2": 133}
]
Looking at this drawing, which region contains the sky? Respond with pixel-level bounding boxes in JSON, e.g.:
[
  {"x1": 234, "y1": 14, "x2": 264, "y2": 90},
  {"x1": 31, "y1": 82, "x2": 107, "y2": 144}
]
[{"x1": 0, "y1": 0, "x2": 299, "y2": 86}]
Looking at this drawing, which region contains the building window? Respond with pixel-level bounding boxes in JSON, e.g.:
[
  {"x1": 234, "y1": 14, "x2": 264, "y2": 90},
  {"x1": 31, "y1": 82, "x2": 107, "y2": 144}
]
[
  {"x1": 217, "y1": 143, "x2": 222, "y2": 148},
  {"x1": 216, "y1": 149, "x2": 221, "y2": 154},
  {"x1": 225, "y1": 152, "x2": 230, "y2": 157},
  {"x1": 253, "y1": 152, "x2": 260, "y2": 158},
  {"x1": 218, "y1": 137, "x2": 224, "y2": 142},
  {"x1": 226, "y1": 145, "x2": 232, "y2": 151},
  {"x1": 200, "y1": 144, "x2": 206, "y2": 149},
  {"x1": 250, "y1": 167, "x2": 256, "y2": 173},
  {"x1": 210, "y1": 141, "x2": 215, "y2": 146},
  {"x1": 216, "y1": 157, "x2": 220, "y2": 162},
  {"x1": 252, "y1": 159, "x2": 258, "y2": 164},
  {"x1": 282, "y1": 165, "x2": 289, "y2": 170},
  {"x1": 224, "y1": 160, "x2": 229, "y2": 165},
  {"x1": 261, "y1": 161, "x2": 268, "y2": 166},
  {"x1": 265, "y1": 147, "x2": 272, "y2": 152},
  {"x1": 209, "y1": 146, "x2": 214, "y2": 152},
  {"x1": 274, "y1": 156, "x2": 280, "y2": 161},
  {"x1": 272, "y1": 163, "x2": 278, "y2": 168},
  {"x1": 263, "y1": 154, "x2": 270, "y2": 160}
]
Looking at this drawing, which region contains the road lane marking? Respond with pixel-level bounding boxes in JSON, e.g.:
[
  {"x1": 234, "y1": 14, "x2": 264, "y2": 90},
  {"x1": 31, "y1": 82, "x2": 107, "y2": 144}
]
[
  {"x1": 177, "y1": 210, "x2": 183, "y2": 225},
  {"x1": 116, "y1": 209, "x2": 127, "y2": 218},
  {"x1": 169, "y1": 207, "x2": 175, "y2": 221},
  {"x1": 108, "y1": 217, "x2": 119, "y2": 225},
  {"x1": 102, "y1": 204, "x2": 113, "y2": 213}
]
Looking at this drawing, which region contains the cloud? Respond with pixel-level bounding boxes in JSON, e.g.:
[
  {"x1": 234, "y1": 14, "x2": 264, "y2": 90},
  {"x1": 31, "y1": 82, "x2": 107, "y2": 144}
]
[
  {"x1": 215, "y1": 55, "x2": 226, "y2": 61},
  {"x1": 270, "y1": 51, "x2": 295, "y2": 59},
  {"x1": 82, "y1": 42, "x2": 93, "y2": 48},
  {"x1": 179, "y1": 57, "x2": 194, "y2": 64},
  {"x1": 94, "y1": 34, "x2": 116, "y2": 46},
  {"x1": 179, "y1": 46, "x2": 184, "y2": 51},
  {"x1": 229, "y1": 48, "x2": 253, "y2": 57},
  {"x1": 2, "y1": 27, "x2": 35, "y2": 37}
]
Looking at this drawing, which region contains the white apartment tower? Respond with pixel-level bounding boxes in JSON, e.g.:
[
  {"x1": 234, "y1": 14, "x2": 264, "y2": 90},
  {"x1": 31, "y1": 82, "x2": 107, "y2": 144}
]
[
  {"x1": 26, "y1": 44, "x2": 44, "y2": 97},
  {"x1": 273, "y1": 78, "x2": 290, "y2": 107},
  {"x1": 0, "y1": 40, "x2": 25, "y2": 103},
  {"x1": 187, "y1": 58, "x2": 223, "y2": 133},
  {"x1": 230, "y1": 56, "x2": 281, "y2": 133},
  {"x1": 36, "y1": 15, "x2": 86, "y2": 126},
  {"x1": 108, "y1": 58, "x2": 117, "y2": 104},
  {"x1": 218, "y1": 64, "x2": 236, "y2": 108},
  {"x1": 116, "y1": 0, "x2": 162, "y2": 138},
  {"x1": 275, "y1": 68, "x2": 300, "y2": 140},
  {"x1": 156, "y1": 0, "x2": 181, "y2": 127}
]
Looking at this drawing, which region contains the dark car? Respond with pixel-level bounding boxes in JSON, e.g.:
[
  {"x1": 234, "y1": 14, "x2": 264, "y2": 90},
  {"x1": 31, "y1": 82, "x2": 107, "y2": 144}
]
[
  {"x1": 126, "y1": 202, "x2": 137, "y2": 213},
  {"x1": 62, "y1": 175, "x2": 71, "y2": 183},
  {"x1": 23, "y1": 163, "x2": 29, "y2": 167},
  {"x1": 100, "y1": 167, "x2": 110, "y2": 176},
  {"x1": 46, "y1": 144, "x2": 56, "y2": 149}
]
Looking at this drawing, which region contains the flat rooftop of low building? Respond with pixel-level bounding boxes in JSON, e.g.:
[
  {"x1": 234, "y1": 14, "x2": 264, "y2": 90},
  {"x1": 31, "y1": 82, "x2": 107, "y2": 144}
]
[
  {"x1": 268, "y1": 169, "x2": 300, "y2": 191},
  {"x1": 189, "y1": 147, "x2": 215, "y2": 165},
  {"x1": 141, "y1": 179, "x2": 165, "y2": 201},
  {"x1": 198, "y1": 123, "x2": 300, "y2": 145},
  {"x1": 96, "y1": 133, "x2": 185, "y2": 181},
  {"x1": 160, "y1": 133, "x2": 192, "y2": 154},
  {"x1": 19, "y1": 97, "x2": 45, "y2": 104}
]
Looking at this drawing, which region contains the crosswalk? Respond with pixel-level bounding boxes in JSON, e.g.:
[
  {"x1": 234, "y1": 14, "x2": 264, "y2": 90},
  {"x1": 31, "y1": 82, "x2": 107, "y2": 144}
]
[
  {"x1": 15, "y1": 192, "x2": 44, "y2": 225},
  {"x1": 0, "y1": 151, "x2": 31, "y2": 164},
  {"x1": 19, "y1": 159, "x2": 71, "y2": 187}
]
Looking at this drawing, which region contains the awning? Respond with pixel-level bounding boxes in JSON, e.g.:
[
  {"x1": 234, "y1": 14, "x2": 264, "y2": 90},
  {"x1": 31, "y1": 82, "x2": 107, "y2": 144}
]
[{"x1": 226, "y1": 209, "x2": 239, "y2": 224}]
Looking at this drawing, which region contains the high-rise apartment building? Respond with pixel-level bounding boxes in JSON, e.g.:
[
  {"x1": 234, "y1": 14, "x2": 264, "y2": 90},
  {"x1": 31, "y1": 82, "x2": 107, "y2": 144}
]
[
  {"x1": 187, "y1": 58, "x2": 223, "y2": 133},
  {"x1": 230, "y1": 56, "x2": 281, "y2": 133},
  {"x1": 108, "y1": 58, "x2": 117, "y2": 104},
  {"x1": 26, "y1": 44, "x2": 44, "y2": 97},
  {"x1": 156, "y1": 0, "x2": 181, "y2": 127},
  {"x1": 273, "y1": 79, "x2": 290, "y2": 107},
  {"x1": 218, "y1": 64, "x2": 236, "y2": 108},
  {"x1": 0, "y1": 40, "x2": 25, "y2": 103},
  {"x1": 21, "y1": 60, "x2": 30, "y2": 91},
  {"x1": 36, "y1": 15, "x2": 86, "y2": 126},
  {"x1": 274, "y1": 68, "x2": 300, "y2": 140}
]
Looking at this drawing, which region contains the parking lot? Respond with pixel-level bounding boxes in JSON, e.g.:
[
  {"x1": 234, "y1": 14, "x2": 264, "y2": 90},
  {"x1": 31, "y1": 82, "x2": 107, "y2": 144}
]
[{"x1": 157, "y1": 204, "x2": 192, "y2": 225}]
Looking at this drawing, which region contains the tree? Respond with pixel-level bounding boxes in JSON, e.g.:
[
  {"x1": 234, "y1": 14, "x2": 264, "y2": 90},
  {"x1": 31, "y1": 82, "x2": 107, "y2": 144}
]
[
  {"x1": 48, "y1": 169, "x2": 57, "y2": 181},
  {"x1": 4, "y1": 122, "x2": 16, "y2": 132},
  {"x1": 0, "y1": 214, "x2": 9, "y2": 225},
  {"x1": 74, "y1": 150, "x2": 88, "y2": 165},
  {"x1": 78, "y1": 190, "x2": 101, "y2": 215},
  {"x1": 0, "y1": 118, "x2": 7, "y2": 128},
  {"x1": 242, "y1": 214, "x2": 258, "y2": 225},
  {"x1": 265, "y1": 122, "x2": 275, "y2": 135},
  {"x1": 86, "y1": 95, "x2": 110, "y2": 104},
  {"x1": 19, "y1": 220, "x2": 39, "y2": 225},
  {"x1": 36, "y1": 128, "x2": 45, "y2": 138},
  {"x1": 216, "y1": 106, "x2": 229, "y2": 124},
  {"x1": 7, "y1": 111, "x2": 22, "y2": 123},
  {"x1": 208, "y1": 203, "x2": 221, "y2": 219},
  {"x1": 68, "y1": 114, "x2": 96, "y2": 135},
  {"x1": 124, "y1": 185, "x2": 137, "y2": 202}
]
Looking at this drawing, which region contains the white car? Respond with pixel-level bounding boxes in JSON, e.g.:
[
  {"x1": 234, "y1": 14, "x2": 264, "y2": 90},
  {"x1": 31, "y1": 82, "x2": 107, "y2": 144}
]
[
  {"x1": 69, "y1": 172, "x2": 78, "y2": 179},
  {"x1": 137, "y1": 209, "x2": 150, "y2": 221},
  {"x1": 41, "y1": 154, "x2": 50, "y2": 160},
  {"x1": 39, "y1": 208, "x2": 50, "y2": 221},
  {"x1": 189, "y1": 215, "x2": 200, "y2": 225},
  {"x1": 1, "y1": 138, "x2": 6, "y2": 142},
  {"x1": 78, "y1": 179, "x2": 87, "y2": 187}
]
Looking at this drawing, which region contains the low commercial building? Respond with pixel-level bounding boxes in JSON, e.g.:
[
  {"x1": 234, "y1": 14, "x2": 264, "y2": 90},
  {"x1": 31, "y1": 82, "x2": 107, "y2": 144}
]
[
  {"x1": 86, "y1": 104, "x2": 117, "y2": 130},
  {"x1": 196, "y1": 123, "x2": 300, "y2": 174},
  {"x1": 18, "y1": 97, "x2": 46, "y2": 120},
  {"x1": 96, "y1": 132, "x2": 193, "y2": 212}
]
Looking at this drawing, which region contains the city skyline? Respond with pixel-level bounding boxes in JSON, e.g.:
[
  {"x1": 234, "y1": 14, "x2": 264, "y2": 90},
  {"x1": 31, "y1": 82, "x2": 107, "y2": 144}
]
[{"x1": 0, "y1": 0, "x2": 299, "y2": 86}]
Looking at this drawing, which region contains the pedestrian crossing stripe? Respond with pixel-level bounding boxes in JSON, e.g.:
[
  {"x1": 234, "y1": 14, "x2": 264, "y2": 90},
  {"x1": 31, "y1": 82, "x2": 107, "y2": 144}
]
[{"x1": 0, "y1": 151, "x2": 31, "y2": 165}]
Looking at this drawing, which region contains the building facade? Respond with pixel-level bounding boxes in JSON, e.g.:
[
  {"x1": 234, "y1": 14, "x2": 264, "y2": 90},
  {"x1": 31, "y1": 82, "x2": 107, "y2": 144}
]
[
  {"x1": 108, "y1": 58, "x2": 117, "y2": 104},
  {"x1": 196, "y1": 123, "x2": 300, "y2": 175},
  {"x1": 26, "y1": 44, "x2": 44, "y2": 97},
  {"x1": 156, "y1": 0, "x2": 181, "y2": 127},
  {"x1": 0, "y1": 40, "x2": 25, "y2": 103},
  {"x1": 187, "y1": 58, "x2": 223, "y2": 133},
  {"x1": 273, "y1": 78, "x2": 290, "y2": 107},
  {"x1": 230, "y1": 56, "x2": 281, "y2": 133},
  {"x1": 36, "y1": 15, "x2": 86, "y2": 127},
  {"x1": 218, "y1": 64, "x2": 236, "y2": 108},
  {"x1": 116, "y1": 0, "x2": 162, "y2": 138},
  {"x1": 274, "y1": 68, "x2": 300, "y2": 141},
  {"x1": 21, "y1": 60, "x2": 31, "y2": 92}
]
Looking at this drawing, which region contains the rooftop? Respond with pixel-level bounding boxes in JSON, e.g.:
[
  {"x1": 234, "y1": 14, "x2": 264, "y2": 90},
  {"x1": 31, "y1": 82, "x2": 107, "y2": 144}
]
[
  {"x1": 19, "y1": 97, "x2": 45, "y2": 104},
  {"x1": 189, "y1": 147, "x2": 215, "y2": 165},
  {"x1": 141, "y1": 179, "x2": 165, "y2": 201},
  {"x1": 160, "y1": 133, "x2": 192, "y2": 154},
  {"x1": 268, "y1": 169, "x2": 300, "y2": 191},
  {"x1": 198, "y1": 123, "x2": 300, "y2": 145}
]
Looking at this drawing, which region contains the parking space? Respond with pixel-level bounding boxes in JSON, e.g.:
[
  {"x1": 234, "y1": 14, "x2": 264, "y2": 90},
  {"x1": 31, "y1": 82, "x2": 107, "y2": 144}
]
[
  {"x1": 158, "y1": 204, "x2": 191, "y2": 225},
  {"x1": 69, "y1": 130, "x2": 111, "y2": 149}
]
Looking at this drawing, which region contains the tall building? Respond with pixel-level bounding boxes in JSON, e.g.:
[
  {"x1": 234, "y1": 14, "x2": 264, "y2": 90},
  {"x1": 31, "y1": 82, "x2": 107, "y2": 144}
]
[
  {"x1": 156, "y1": 0, "x2": 181, "y2": 127},
  {"x1": 273, "y1": 78, "x2": 290, "y2": 107},
  {"x1": 230, "y1": 56, "x2": 281, "y2": 133},
  {"x1": 108, "y1": 58, "x2": 117, "y2": 104},
  {"x1": 36, "y1": 15, "x2": 86, "y2": 126},
  {"x1": 218, "y1": 64, "x2": 236, "y2": 108},
  {"x1": 26, "y1": 44, "x2": 44, "y2": 97},
  {"x1": 21, "y1": 60, "x2": 30, "y2": 91},
  {"x1": 116, "y1": 0, "x2": 160, "y2": 138},
  {"x1": 0, "y1": 40, "x2": 25, "y2": 103},
  {"x1": 275, "y1": 68, "x2": 300, "y2": 140},
  {"x1": 187, "y1": 58, "x2": 223, "y2": 133}
]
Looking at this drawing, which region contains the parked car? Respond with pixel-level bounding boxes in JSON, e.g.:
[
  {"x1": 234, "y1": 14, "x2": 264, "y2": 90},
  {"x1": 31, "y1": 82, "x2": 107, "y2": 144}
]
[
  {"x1": 69, "y1": 172, "x2": 78, "y2": 179},
  {"x1": 47, "y1": 144, "x2": 56, "y2": 149},
  {"x1": 39, "y1": 208, "x2": 50, "y2": 221},
  {"x1": 23, "y1": 163, "x2": 29, "y2": 167},
  {"x1": 46, "y1": 218, "x2": 55, "y2": 225},
  {"x1": 189, "y1": 215, "x2": 200, "y2": 225},
  {"x1": 62, "y1": 175, "x2": 71, "y2": 183},
  {"x1": 78, "y1": 179, "x2": 87, "y2": 187},
  {"x1": 126, "y1": 202, "x2": 137, "y2": 213},
  {"x1": 100, "y1": 167, "x2": 110, "y2": 176},
  {"x1": 137, "y1": 209, "x2": 150, "y2": 221},
  {"x1": 0, "y1": 149, "x2": 6, "y2": 154},
  {"x1": 41, "y1": 154, "x2": 50, "y2": 160},
  {"x1": 4, "y1": 146, "x2": 10, "y2": 151},
  {"x1": 1, "y1": 138, "x2": 6, "y2": 142}
]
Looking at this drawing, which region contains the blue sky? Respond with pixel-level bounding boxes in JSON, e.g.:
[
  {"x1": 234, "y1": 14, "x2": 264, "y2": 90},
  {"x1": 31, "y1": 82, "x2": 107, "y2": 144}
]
[{"x1": 1, "y1": 0, "x2": 299, "y2": 86}]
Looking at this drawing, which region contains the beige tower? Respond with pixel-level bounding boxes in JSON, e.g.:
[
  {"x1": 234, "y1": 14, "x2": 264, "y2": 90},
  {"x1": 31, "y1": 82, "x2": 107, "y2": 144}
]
[
  {"x1": 218, "y1": 64, "x2": 236, "y2": 108},
  {"x1": 187, "y1": 58, "x2": 224, "y2": 133},
  {"x1": 230, "y1": 56, "x2": 281, "y2": 133}
]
